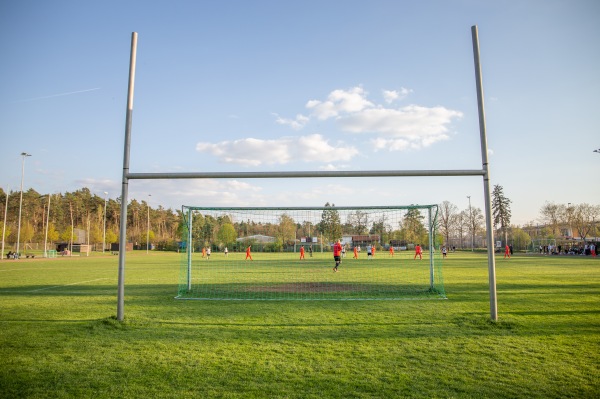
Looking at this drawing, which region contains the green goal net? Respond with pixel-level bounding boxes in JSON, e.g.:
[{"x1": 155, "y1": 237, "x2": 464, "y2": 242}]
[{"x1": 177, "y1": 205, "x2": 445, "y2": 300}]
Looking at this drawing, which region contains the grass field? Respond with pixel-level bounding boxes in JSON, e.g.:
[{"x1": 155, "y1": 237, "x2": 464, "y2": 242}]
[{"x1": 0, "y1": 251, "x2": 598, "y2": 398}]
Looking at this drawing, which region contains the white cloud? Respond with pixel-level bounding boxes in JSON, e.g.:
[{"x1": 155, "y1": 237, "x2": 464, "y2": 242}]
[
  {"x1": 196, "y1": 134, "x2": 358, "y2": 166},
  {"x1": 273, "y1": 113, "x2": 309, "y2": 130},
  {"x1": 382, "y1": 87, "x2": 413, "y2": 103},
  {"x1": 306, "y1": 86, "x2": 374, "y2": 120},
  {"x1": 338, "y1": 105, "x2": 462, "y2": 139}
]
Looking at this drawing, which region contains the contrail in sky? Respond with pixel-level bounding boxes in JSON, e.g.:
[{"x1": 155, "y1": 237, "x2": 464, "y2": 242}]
[{"x1": 12, "y1": 87, "x2": 101, "y2": 103}]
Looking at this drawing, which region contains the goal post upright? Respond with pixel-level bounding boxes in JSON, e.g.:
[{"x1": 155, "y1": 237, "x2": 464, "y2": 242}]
[
  {"x1": 472, "y1": 25, "x2": 498, "y2": 321},
  {"x1": 428, "y1": 206, "x2": 435, "y2": 290},
  {"x1": 117, "y1": 31, "x2": 137, "y2": 322},
  {"x1": 186, "y1": 207, "x2": 193, "y2": 291}
]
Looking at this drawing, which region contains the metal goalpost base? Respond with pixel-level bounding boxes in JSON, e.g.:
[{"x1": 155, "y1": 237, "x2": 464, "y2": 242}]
[{"x1": 117, "y1": 26, "x2": 497, "y2": 321}]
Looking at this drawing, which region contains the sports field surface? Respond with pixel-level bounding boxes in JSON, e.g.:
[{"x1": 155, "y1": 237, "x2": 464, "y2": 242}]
[{"x1": 1, "y1": 251, "x2": 598, "y2": 398}]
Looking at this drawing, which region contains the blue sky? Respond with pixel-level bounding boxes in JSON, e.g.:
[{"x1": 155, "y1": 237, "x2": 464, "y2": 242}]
[{"x1": 1, "y1": 0, "x2": 598, "y2": 226}]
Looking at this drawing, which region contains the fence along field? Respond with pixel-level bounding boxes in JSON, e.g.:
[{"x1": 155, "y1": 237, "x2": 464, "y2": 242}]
[{"x1": 0, "y1": 252, "x2": 598, "y2": 398}]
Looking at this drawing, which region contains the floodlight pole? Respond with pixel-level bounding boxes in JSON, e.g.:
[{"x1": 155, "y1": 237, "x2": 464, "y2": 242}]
[
  {"x1": 472, "y1": 25, "x2": 498, "y2": 321},
  {"x1": 16, "y1": 153, "x2": 31, "y2": 258},
  {"x1": 1, "y1": 185, "x2": 8, "y2": 260},
  {"x1": 44, "y1": 193, "x2": 51, "y2": 257},
  {"x1": 103, "y1": 192, "x2": 108, "y2": 254},
  {"x1": 117, "y1": 32, "x2": 138, "y2": 322}
]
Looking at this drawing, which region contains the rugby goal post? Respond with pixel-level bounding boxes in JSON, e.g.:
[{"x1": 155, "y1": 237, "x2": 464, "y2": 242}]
[{"x1": 116, "y1": 26, "x2": 497, "y2": 321}]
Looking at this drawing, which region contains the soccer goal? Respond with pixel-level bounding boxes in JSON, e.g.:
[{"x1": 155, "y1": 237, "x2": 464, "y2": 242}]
[{"x1": 177, "y1": 205, "x2": 445, "y2": 300}]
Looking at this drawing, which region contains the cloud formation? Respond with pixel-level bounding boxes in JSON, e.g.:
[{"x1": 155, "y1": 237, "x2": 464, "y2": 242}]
[
  {"x1": 196, "y1": 85, "x2": 462, "y2": 165},
  {"x1": 196, "y1": 134, "x2": 358, "y2": 166},
  {"x1": 294, "y1": 86, "x2": 461, "y2": 150}
]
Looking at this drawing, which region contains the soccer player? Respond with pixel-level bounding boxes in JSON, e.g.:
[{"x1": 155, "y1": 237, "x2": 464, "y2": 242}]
[
  {"x1": 504, "y1": 244, "x2": 510, "y2": 259},
  {"x1": 245, "y1": 245, "x2": 253, "y2": 261},
  {"x1": 414, "y1": 244, "x2": 422, "y2": 260},
  {"x1": 353, "y1": 246, "x2": 358, "y2": 259},
  {"x1": 299, "y1": 245, "x2": 305, "y2": 260},
  {"x1": 333, "y1": 239, "x2": 342, "y2": 272},
  {"x1": 371, "y1": 245, "x2": 376, "y2": 258},
  {"x1": 389, "y1": 246, "x2": 394, "y2": 257}
]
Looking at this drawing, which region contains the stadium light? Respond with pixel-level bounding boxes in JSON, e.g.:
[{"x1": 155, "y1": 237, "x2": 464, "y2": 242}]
[
  {"x1": 43, "y1": 193, "x2": 51, "y2": 257},
  {"x1": 16, "y1": 153, "x2": 31, "y2": 258},
  {"x1": 1, "y1": 185, "x2": 8, "y2": 260},
  {"x1": 103, "y1": 192, "x2": 108, "y2": 254},
  {"x1": 147, "y1": 194, "x2": 151, "y2": 255}
]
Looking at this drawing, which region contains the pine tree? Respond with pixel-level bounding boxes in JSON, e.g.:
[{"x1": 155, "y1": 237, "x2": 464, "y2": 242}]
[{"x1": 492, "y1": 185, "x2": 512, "y2": 245}]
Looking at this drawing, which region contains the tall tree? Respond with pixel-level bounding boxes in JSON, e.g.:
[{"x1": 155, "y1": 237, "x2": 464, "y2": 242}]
[
  {"x1": 571, "y1": 203, "x2": 600, "y2": 241},
  {"x1": 318, "y1": 203, "x2": 342, "y2": 243},
  {"x1": 346, "y1": 210, "x2": 369, "y2": 234},
  {"x1": 278, "y1": 213, "x2": 296, "y2": 245},
  {"x1": 438, "y1": 201, "x2": 458, "y2": 246},
  {"x1": 492, "y1": 185, "x2": 512, "y2": 245},
  {"x1": 470, "y1": 207, "x2": 485, "y2": 248},
  {"x1": 539, "y1": 202, "x2": 563, "y2": 236},
  {"x1": 402, "y1": 208, "x2": 426, "y2": 246}
]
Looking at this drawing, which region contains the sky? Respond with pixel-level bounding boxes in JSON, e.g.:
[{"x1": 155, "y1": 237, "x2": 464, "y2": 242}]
[{"x1": 0, "y1": 0, "x2": 598, "y2": 226}]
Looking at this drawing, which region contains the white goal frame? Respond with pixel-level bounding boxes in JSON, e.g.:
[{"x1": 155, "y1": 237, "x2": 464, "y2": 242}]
[{"x1": 116, "y1": 26, "x2": 497, "y2": 321}]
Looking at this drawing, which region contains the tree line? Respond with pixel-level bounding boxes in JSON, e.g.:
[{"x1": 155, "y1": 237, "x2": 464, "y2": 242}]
[
  {"x1": 0, "y1": 187, "x2": 181, "y2": 251},
  {"x1": 2, "y1": 185, "x2": 598, "y2": 253}
]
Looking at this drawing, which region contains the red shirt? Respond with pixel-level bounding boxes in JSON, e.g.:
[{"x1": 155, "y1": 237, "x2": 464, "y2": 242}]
[{"x1": 333, "y1": 242, "x2": 342, "y2": 256}]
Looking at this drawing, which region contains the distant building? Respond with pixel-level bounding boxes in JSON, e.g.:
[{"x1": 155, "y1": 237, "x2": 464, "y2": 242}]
[{"x1": 236, "y1": 234, "x2": 276, "y2": 243}]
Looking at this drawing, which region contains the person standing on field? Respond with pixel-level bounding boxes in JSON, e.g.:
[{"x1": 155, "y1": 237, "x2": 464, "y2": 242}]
[
  {"x1": 299, "y1": 245, "x2": 305, "y2": 260},
  {"x1": 414, "y1": 244, "x2": 422, "y2": 260},
  {"x1": 245, "y1": 245, "x2": 253, "y2": 261},
  {"x1": 333, "y1": 239, "x2": 342, "y2": 272},
  {"x1": 504, "y1": 244, "x2": 510, "y2": 259},
  {"x1": 353, "y1": 246, "x2": 358, "y2": 259}
]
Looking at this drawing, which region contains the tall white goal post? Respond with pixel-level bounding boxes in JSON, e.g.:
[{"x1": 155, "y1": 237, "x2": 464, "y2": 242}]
[{"x1": 117, "y1": 26, "x2": 497, "y2": 320}]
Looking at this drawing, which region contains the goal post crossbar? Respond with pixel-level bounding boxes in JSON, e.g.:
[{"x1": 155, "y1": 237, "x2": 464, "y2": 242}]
[{"x1": 126, "y1": 169, "x2": 485, "y2": 180}]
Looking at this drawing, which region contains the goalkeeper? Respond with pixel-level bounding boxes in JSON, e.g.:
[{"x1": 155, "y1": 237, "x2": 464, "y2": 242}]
[{"x1": 333, "y1": 239, "x2": 342, "y2": 272}]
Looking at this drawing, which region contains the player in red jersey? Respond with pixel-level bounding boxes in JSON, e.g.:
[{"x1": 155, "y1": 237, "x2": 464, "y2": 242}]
[{"x1": 333, "y1": 239, "x2": 342, "y2": 272}]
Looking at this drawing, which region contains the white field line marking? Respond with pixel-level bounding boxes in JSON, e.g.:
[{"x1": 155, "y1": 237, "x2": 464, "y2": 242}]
[{"x1": 28, "y1": 278, "x2": 110, "y2": 292}]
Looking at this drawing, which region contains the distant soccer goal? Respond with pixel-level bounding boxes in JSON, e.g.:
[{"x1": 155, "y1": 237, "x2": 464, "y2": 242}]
[{"x1": 177, "y1": 205, "x2": 445, "y2": 300}]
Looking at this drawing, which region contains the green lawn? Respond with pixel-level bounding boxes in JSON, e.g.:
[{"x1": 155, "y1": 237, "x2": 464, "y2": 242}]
[{"x1": 0, "y1": 252, "x2": 598, "y2": 398}]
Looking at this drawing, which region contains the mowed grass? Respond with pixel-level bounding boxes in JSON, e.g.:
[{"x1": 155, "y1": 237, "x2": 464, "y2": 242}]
[{"x1": 0, "y1": 252, "x2": 598, "y2": 398}]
